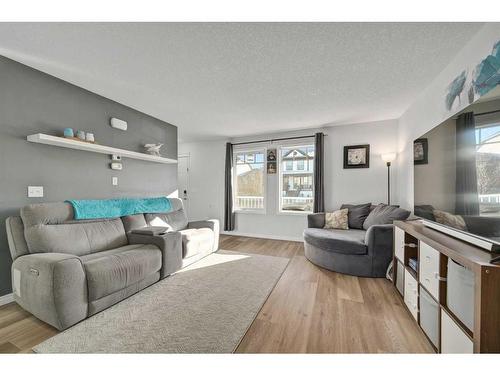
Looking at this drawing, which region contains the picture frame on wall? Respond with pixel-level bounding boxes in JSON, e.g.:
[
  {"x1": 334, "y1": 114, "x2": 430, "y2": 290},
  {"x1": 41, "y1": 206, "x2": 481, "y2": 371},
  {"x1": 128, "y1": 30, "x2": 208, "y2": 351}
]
[
  {"x1": 267, "y1": 148, "x2": 277, "y2": 162},
  {"x1": 343, "y1": 144, "x2": 370, "y2": 169},
  {"x1": 267, "y1": 161, "x2": 277, "y2": 174},
  {"x1": 414, "y1": 138, "x2": 428, "y2": 165}
]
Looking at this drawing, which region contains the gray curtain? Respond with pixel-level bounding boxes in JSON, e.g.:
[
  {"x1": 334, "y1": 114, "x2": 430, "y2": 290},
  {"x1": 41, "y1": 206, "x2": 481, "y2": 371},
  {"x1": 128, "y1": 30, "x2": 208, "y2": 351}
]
[
  {"x1": 313, "y1": 132, "x2": 325, "y2": 213},
  {"x1": 455, "y1": 112, "x2": 479, "y2": 216},
  {"x1": 224, "y1": 142, "x2": 235, "y2": 231}
]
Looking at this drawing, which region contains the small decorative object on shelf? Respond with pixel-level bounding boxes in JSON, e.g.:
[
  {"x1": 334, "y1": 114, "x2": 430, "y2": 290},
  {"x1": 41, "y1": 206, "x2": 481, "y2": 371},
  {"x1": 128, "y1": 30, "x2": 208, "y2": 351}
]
[
  {"x1": 61, "y1": 129, "x2": 95, "y2": 143},
  {"x1": 63, "y1": 128, "x2": 74, "y2": 138},
  {"x1": 86, "y1": 132, "x2": 95, "y2": 143},
  {"x1": 76, "y1": 130, "x2": 86, "y2": 141},
  {"x1": 144, "y1": 143, "x2": 163, "y2": 156}
]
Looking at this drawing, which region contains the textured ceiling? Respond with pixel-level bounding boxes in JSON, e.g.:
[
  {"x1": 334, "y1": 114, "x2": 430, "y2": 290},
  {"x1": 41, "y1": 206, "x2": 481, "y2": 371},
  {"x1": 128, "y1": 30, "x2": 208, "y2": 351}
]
[{"x1": 0, "y1": 23, "x2": 484, "y2": 141}]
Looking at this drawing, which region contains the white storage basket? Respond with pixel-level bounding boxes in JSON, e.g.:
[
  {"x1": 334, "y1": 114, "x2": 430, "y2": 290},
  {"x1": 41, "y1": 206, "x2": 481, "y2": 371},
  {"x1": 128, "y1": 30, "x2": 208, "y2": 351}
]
[{"x1": 446, "y1": 258, "x2": 475, "y2": 331}]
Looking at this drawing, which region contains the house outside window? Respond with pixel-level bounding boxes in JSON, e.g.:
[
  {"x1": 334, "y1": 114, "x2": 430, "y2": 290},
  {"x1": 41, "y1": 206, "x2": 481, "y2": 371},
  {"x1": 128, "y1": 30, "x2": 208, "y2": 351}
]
[
  {"x1": 233, "y1": 149, "x2": 266, "y2": 212},
  {"x1": 278, "y1": 145, "x2": 315, "y2": 212},
  {"x1": 475, "y1": 116, "x2": 500, "y2": 215}
]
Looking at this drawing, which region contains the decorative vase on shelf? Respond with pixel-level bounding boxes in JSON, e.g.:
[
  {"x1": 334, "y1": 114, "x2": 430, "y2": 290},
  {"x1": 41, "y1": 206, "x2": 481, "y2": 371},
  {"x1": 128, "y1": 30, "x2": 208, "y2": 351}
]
[
  {"x1": 63, "y1": 128, "x2": 74, "y2": 138},
  {"x1": 86, "y1": 133, "x2": 95, "y2": 143},
  {"x1": 76, "y1": 130, "x2": 86, "y2": 141}
]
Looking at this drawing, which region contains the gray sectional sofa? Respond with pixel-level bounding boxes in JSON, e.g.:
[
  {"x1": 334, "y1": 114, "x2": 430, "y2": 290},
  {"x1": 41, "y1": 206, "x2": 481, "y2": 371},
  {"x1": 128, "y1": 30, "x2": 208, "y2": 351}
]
[{"x1": 5, "y1": 198, "x2": 219, "y2": 330}]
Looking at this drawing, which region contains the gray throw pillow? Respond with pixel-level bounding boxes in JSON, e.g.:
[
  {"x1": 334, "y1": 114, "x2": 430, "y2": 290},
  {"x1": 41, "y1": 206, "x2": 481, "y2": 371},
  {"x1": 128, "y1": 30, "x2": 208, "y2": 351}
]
[
  {"x1": 340, "y1": 203, "x2": 372, "y2": 229},
  {"x1": 363, "y1": 203, "x2": 410, "y2": 230}
]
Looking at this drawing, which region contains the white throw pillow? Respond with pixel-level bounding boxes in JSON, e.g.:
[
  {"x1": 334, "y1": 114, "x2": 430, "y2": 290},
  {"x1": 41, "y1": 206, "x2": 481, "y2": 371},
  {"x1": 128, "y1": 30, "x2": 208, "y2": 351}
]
[{"x1": 324, "y1": 209, "x2": 349, "y2": 230}]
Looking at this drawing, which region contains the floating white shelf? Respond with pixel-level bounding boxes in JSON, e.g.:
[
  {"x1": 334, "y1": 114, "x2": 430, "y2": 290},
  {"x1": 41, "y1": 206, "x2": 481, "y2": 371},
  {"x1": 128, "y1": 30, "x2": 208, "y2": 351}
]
[{"x1": 27, "y1": 133, "x2": 177, "y2": 164}]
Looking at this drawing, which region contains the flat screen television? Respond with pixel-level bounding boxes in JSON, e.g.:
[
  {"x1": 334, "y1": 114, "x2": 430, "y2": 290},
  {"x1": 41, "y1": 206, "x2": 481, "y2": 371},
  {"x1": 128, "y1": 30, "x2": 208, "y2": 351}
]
[{"x1": 414, "y1": 89, "x2": 500, "y2": 252}]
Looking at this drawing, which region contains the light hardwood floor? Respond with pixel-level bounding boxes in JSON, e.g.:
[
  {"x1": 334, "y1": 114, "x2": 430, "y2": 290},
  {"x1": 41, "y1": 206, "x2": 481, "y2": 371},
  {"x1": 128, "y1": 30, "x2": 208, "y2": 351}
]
[{"x1": 0, "y1": 235, "x2": 433, "y2": 353}]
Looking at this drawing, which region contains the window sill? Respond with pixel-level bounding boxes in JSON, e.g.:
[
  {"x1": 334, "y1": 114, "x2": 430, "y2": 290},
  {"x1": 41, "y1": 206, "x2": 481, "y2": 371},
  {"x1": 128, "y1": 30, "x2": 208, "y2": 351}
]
[
  {"x1": 234, "y1": 210, "x2": 266, "y2": 215},
  {"x1": 276, "y1": 210, "x2": 312, "y2": 216}
]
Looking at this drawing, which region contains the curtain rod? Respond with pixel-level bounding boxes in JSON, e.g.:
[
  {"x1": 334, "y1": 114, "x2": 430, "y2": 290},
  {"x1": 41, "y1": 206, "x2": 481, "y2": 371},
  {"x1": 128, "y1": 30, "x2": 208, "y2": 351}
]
[
  {"x1": 231, "y1": 134, "x2": 325, "y2": 146},
  {"x1": 474, "y1": 109, "x2": 500, "y2": 116}
]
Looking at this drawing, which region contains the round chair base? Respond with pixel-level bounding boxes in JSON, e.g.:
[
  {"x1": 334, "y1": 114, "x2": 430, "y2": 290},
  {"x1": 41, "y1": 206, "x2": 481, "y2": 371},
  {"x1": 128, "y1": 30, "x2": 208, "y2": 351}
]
[{"x1": 304, "y1": 241, "x2": 385, "y2": 278}]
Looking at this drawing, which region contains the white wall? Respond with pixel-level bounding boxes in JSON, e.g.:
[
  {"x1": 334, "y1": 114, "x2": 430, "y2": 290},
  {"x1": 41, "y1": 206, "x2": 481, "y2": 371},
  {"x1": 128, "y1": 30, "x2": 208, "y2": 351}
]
[
  {"x1": 397, "y1": 24, "x2": 500, "y2": 210},
  {"x1": 179, "y1": 119, "x2": 398, "y2": 241},
  {"x1": 325, "y1": 120, "x2": 399, "y2": 210}
]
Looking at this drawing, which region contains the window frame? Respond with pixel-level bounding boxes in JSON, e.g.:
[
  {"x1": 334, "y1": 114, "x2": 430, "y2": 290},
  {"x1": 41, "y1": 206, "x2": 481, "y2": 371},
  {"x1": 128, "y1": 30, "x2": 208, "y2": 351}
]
[
  {"x1": 232, "y1": 147, "x2": 267, "y2": 214},
  {"x1": 277, "y1": 143, "x2": 315, "y2": 215}
]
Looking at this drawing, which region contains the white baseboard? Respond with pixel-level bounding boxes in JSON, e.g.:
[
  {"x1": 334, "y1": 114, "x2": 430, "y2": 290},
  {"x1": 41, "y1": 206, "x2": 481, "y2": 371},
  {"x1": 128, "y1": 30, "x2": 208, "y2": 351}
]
[
  {"x1": 0, "y1": 293, "x2": 14, "y2": 306},
  {"x1": 221, "y1": 231, "x2": 302, "y2": 242}
]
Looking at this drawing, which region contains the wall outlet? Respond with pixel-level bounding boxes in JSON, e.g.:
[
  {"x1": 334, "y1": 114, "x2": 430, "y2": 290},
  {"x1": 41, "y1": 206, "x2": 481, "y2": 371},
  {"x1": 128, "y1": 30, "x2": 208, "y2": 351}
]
[
  {"x1": 111, "y1": 155, "x2": 122, "y2": 161},
  {"x1": 28, "y1": 186, "x2": 44, "y2": 198},
  {"x1": 112, "y1": 177, "x2": 118, "y2": 186}
]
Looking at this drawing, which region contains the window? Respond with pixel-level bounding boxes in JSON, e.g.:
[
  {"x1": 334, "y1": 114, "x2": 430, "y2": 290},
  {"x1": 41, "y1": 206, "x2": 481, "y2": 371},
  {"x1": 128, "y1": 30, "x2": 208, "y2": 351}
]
[
  {"x1": 233, "y1": 149, "x2": 265, "y2": 211},
  {"x1": 475, "y1": 117, "x2": 500, "y2": 215},
  {"x1": 279, "y1": 145, "x2": 315, "y2": 212}
]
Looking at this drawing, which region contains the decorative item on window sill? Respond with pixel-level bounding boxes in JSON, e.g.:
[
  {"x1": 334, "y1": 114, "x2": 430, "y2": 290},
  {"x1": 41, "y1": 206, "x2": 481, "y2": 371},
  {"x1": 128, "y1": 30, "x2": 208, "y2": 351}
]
[{"x1": 144, "y1": 143, "x2": 164, "y2": 156}]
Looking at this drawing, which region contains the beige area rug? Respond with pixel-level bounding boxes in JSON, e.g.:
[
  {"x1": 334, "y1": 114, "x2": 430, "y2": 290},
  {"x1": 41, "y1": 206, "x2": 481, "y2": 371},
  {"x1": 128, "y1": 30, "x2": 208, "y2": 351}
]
[{"x1": 33, "y1": 250, "x2": 289, "y2": 353}]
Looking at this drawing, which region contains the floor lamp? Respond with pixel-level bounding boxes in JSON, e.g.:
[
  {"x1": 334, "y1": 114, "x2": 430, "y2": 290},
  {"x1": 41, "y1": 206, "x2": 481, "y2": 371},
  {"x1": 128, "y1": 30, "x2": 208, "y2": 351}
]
[{"x1": 381, "y1": 153, "x2": 396, "y2": 205}]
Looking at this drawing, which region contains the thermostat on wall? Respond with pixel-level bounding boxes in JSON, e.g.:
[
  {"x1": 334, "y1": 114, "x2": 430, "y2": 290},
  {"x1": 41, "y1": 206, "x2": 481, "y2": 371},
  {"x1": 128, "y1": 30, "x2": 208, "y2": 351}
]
[
  {"x1": 28, "y1": 186, "x2": 44, "y2": 198},
  {"x1": 110, "y1": 162, "x2": 123, "y2": 170},
  {"x1": 110, "y1": 117, "x2": 128, "y2": 131}
]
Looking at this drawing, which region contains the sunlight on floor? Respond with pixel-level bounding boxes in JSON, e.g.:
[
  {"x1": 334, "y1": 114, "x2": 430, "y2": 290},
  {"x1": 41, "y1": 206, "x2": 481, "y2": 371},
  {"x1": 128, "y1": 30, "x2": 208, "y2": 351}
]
[{"x1": 176, "y1": 252, "x2": 250, "y2": 273}]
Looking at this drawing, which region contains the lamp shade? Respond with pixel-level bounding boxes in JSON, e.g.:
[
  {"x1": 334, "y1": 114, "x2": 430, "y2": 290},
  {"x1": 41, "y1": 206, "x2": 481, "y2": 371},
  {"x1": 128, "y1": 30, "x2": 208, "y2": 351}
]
[{"x1": 381, "y1": 153, "x2": 397, "y2": 163}]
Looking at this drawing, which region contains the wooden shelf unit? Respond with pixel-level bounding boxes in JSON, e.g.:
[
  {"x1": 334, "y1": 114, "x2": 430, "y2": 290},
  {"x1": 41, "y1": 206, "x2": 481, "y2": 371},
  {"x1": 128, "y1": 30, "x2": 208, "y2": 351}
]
[
  {"x1": 393, "y1": 220, "x2": 500, "y2": 353},
  {"x1": 27, "y1": 133, "x2": 177, "y2": 164}
]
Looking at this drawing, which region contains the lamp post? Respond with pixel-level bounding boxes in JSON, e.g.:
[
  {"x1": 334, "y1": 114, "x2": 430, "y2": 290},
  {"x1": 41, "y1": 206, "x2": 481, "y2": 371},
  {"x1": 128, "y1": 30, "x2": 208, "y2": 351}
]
[{"x1": 381, "y1": 153, "x2": 397, "y2": 205}]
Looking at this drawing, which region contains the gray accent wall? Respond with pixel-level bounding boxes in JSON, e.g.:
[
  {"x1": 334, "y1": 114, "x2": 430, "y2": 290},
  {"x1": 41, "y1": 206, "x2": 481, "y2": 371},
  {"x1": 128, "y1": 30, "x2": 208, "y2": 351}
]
[{"x1": 0, "y1": 56, "x2": 178, "y2": 296}]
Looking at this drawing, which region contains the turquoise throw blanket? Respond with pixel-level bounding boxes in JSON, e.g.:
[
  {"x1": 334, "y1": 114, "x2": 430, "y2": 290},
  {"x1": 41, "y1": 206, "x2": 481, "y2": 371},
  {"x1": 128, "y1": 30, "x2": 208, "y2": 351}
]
[{"x1": 67, "y1": 197, "x2": 172, "y2": 220}]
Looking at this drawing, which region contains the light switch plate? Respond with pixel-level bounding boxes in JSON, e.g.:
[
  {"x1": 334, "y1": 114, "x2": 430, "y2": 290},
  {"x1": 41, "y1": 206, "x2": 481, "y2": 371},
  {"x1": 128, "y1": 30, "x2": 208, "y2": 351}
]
[
  {"x1": 28, "y1": 186, "x2": 44, "y2": 198},
  {"x1": 112, "y1": 177, "x2": 118, "y2": 186}
]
